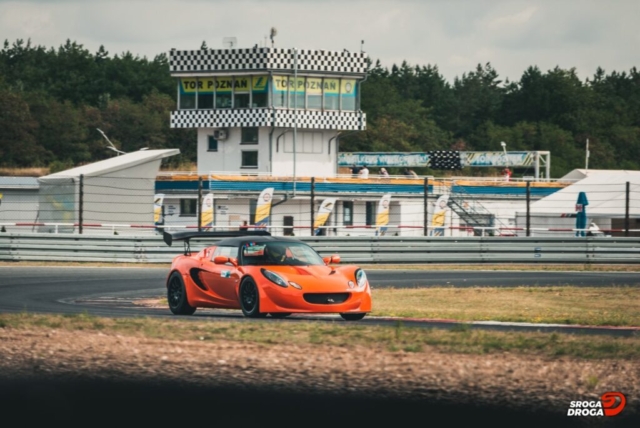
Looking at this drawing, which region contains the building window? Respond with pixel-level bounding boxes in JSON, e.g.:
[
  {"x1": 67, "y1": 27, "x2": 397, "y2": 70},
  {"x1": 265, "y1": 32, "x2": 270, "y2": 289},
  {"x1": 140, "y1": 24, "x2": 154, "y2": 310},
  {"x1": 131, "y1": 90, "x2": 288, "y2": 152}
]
[
  {"x1": 216, "y1": 76, "x2": 233, "y2": 108},
  {"x1": 365, "y1": 201, "x2": 376, "y2": 226},
  {"x1": 341, "y1": 79, "x2": 357, "y2": 111},
  {"x1": 252, "y1": 76, "x2": 268, "y2": 107},
  {"x1": 241, "y1": 127, "x2": 259, "y2": 144},
  {"x1": 198, "y1": 77, "x2": 214, "y2": 109},
  {"x1": 283, "y1": 215, "x2": 294, "y2": 236},
  {"x1": 233, "y1": 76, "x2": 250, "y2": 108},
  {"x1": 241, "y1": 151, "x2": 258, "y2": 168},
  {"x1": 178, "y1": 79, "x2": 196, "y2": 109},
  {"x1": 343, "y1": 201, "x2": 353, "y2": 226},
  {"x1": 323, "y1": 78, "x2": 340, "y2": 110},
  {"x1": 208, "y1": 136, "x2": 218, "y2": 152},
  {"x1": 307, "y1": 77, "x2": 323, "y2": 110},
  {"x1": 272, "y1": 75, "x2": 288, "y2": 108},
  {"x1": 288, "y1": 76, "x2": 305, "y2": 109},
  {"x1": 180, "y1": 199, "x2": 197, "y2": 217}
]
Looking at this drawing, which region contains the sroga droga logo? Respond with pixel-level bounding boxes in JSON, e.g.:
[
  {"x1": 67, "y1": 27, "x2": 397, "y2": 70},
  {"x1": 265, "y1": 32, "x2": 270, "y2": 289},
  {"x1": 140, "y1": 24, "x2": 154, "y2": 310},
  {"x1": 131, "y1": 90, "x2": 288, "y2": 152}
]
[{"x1": 567, "y1": 392, "x2": 626, "y2": 417}]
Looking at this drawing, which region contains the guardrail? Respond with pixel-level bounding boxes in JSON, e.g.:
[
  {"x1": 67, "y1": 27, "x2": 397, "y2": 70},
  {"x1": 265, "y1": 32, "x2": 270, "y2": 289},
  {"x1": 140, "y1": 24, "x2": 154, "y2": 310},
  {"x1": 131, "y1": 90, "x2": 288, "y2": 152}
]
[{"x1": 1, "y1": 234, "x2": 639, "y2": 264}]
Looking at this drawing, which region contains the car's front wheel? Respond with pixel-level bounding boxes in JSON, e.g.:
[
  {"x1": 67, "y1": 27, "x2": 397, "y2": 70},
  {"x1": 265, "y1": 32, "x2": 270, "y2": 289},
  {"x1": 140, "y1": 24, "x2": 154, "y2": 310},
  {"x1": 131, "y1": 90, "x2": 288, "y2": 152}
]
[
  {"x1": 239, "y1": 278, "x2": 266, "y2": 318},
  {"x1": 167, "y1": 271, "x2": 196, "y2": 315},
  {"x1": 340, "y1": 313, "x2": 366, "y2": 321}
]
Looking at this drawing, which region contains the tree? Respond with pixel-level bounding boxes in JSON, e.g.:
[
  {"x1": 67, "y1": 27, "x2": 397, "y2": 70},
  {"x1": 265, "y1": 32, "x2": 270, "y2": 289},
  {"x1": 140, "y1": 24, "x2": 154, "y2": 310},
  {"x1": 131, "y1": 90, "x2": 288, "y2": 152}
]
[{"x1": 0, "y1": 90, "x2": 43, "y2": 166}]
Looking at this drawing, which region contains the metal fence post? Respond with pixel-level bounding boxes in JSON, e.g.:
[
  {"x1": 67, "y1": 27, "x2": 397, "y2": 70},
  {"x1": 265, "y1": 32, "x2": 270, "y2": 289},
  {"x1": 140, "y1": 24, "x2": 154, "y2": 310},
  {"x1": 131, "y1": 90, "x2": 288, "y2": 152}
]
[
  {"x1": 526, "y1": 180, "x2": 531, "y2": 237},
  {"x1": 78, "y1": 174, "x2": 84, "y2": 235},
  {"x1": 423, "y1": 177, "x2": 429, "y2": 236},
  {"x1": 625, "y1": 181, "x2": 630, "y2": 237},
  {"x1": 198, "y1": 177, "x2": 203, "y2": 232},
  {"x1": 310, "y1": 177, "x2": 315, "y2": 236}
]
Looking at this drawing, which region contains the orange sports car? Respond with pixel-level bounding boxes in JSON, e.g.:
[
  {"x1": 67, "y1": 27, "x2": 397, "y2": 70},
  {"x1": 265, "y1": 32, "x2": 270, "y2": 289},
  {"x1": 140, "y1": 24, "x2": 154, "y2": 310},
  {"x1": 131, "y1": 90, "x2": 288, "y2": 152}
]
[{"x1": 163, "y1": 231, "x2": 372, "y2": 321}]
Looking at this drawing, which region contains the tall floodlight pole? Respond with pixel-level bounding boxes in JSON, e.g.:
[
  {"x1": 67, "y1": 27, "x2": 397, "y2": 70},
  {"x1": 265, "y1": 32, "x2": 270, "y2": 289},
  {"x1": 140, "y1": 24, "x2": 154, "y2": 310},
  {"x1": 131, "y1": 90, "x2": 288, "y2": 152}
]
[
  {"x1": 585, "y1": 138, "x2": 590, "y2": 170},
  {"x1": 500, "y1": 141, "x2": 508, "y2": 172}
]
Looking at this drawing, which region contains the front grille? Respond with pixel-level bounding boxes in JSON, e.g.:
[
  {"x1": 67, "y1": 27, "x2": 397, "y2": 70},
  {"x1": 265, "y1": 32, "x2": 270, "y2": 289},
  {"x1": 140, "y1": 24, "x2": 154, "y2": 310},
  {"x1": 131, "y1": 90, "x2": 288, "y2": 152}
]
[{"x1": 303, "y1": 293, "x2": 349, "y2": 304}]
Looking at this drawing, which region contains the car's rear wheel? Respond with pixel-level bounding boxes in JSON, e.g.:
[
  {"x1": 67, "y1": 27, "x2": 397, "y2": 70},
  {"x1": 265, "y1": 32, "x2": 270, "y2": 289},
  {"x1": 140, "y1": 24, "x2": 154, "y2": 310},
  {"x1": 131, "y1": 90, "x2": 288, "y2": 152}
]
[
  {"x1": 270, "y1": 313, "x2": 292, "y2": 319},
  {"x1": 167, "y1": 271, "x2": 196, "y2": 315},
  {"x1": 239, "y1": 278, "x2": 266, "y2": 318},
  {"x1": 340, "y1": 313, "x2": 366, "y2": 321}
]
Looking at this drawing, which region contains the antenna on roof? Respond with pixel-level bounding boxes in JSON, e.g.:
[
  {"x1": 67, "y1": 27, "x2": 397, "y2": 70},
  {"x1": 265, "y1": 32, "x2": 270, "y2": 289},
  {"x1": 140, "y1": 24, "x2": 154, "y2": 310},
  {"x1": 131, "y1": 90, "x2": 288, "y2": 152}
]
[
  {"x1": 97, "y1": 128, "x2": 125, "y2": 156},
  {"x1": 223, "y1": 37, "x2": 237, "y2": 49},
  {"x1": 269, "y1": 27, "x2": 277, "y2": 48}
]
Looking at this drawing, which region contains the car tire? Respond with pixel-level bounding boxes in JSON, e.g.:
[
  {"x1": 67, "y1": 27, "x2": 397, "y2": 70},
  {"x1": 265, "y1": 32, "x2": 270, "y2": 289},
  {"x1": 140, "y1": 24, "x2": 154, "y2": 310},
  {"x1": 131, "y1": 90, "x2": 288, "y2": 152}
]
[
  {"x1": 270, "y1": 313, "x2": 292, "y2": 319},
  {"x1": 167, "y1": 271, "x2": 196, "y2": 315},
  {"x1": 340, "y1": 313, "x2": 366, "y2": 321},
  {"x1": 239, "y1": 277, "x2": 266, "y2": 318}
]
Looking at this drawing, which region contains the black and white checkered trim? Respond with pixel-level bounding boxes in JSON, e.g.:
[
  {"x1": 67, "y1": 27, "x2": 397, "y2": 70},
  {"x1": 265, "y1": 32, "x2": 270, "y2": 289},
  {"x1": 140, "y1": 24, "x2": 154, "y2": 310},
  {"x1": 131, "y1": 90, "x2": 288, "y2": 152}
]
[
  {"x1": 274, "y1": 110, "x2": 365, "y2": 130},
  {"x1": 169, "y1": 47, "x2": 368, "y2": 75},
  {"x1": 170, "y1": 110, "x2": 214, "y2": 128},
  {"x1": 170, "y1": 109, "x2": 366, "y2": 130},
  {"x1": 426, "y1": 151, "x2": 463, "y2": 170}
]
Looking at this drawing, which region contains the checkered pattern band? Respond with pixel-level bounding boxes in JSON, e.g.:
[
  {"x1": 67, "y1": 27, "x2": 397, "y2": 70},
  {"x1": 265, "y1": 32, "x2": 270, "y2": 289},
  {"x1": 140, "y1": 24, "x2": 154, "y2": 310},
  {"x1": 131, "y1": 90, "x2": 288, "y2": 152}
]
[
  {"x1": 426, "y1": 151, "x2": 462, "y2": 170},
  {"x1": 169, "y1": 47, "x2": 368, "y2": 75},
  {"x1": 170, "y1": 109, "x2": 366, "y2": 130},
  {"x1": 274, "y1": 110, "x2": 365, "y2": 130}
]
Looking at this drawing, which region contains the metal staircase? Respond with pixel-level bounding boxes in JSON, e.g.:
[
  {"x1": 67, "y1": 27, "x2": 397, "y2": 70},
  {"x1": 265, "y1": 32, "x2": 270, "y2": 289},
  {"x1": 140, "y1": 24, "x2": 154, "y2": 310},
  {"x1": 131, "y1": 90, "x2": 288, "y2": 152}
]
[{"x1": 446, "y1": 186, "x2": 510, "y2": 236}]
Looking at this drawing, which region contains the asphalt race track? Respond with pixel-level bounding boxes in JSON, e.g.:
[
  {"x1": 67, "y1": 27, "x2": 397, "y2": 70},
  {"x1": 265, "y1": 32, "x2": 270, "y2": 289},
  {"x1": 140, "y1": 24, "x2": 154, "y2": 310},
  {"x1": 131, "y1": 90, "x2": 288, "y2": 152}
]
[
  {"x1": 1, "y1": 266, "x2": 638, "y2": 427},
  {"x1": 0, "y1": 266, "x2": 639, "y2": 336}
]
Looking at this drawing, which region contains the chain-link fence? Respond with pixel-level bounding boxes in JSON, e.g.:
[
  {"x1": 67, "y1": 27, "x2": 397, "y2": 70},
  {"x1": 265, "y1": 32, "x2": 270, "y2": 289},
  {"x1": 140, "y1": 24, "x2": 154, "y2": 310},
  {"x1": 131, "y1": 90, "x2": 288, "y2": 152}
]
[{"x1": 1, "y1": 174, "x2": 639, "y2": 237}]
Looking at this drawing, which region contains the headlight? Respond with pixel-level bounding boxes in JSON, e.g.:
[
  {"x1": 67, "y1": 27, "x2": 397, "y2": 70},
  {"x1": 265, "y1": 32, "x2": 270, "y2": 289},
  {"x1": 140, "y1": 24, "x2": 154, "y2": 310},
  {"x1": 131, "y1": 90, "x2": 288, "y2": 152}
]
[
  {"x1": 355, "y1": 269, "x2": 367, "y2": 287},
  {"x1": 261, "y1": 268, "x2": 288, "y2": 288}
]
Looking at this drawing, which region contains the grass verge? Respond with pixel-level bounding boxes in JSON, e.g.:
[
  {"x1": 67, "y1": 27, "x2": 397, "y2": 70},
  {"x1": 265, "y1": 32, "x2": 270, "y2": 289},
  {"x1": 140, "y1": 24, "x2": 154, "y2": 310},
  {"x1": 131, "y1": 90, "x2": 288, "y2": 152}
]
[
  {"x1": 1, "y1": 312, "x2": 638, "y2": 360},
  {"x1": 371, "y1": 286, "x2": 640, "y2": 326}
]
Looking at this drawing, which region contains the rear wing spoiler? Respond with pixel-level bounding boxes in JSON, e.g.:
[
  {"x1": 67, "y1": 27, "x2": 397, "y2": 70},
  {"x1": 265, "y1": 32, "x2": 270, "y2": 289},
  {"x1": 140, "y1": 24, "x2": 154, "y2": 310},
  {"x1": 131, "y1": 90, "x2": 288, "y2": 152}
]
[{"x1": 162, "y1": 230, "x2": 271, "y2": 254}]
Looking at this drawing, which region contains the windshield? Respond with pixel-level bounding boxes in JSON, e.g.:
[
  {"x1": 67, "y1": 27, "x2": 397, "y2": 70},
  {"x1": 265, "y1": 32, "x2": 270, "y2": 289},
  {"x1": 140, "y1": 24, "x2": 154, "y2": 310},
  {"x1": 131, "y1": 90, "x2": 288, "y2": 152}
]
[{"x1": 241, "y1": 241, "x2": 325, "y2": 266}]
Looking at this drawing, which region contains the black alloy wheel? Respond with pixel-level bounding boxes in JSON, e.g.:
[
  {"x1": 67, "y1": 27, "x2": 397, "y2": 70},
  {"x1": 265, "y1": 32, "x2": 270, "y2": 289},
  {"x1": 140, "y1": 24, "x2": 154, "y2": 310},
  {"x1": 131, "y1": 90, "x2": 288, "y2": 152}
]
[
  {"x1": 240, "y1": 278, "x2": 266, "y2": 318},
  {"x1": 167, "y1": 271, "x2": 196, "y2": 315}
]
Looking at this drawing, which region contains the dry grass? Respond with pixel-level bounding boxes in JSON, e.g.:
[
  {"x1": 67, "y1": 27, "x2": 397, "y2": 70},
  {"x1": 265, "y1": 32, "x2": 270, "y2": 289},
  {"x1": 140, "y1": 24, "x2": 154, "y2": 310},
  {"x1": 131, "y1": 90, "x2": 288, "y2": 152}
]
[
  {"x1": 1, "y1": 312, "x2": 639, "y2": 359},
  {"x1": 372, "y1": 286, "x2": 640, "y2": 326}
]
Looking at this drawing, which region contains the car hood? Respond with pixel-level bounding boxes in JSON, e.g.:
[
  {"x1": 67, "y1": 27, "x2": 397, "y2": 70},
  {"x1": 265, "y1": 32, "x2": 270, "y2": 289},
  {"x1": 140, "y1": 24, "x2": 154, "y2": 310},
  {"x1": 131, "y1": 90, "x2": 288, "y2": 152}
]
[{"x1": 262, "y1": 265, "x2": 355, "y2": 289}]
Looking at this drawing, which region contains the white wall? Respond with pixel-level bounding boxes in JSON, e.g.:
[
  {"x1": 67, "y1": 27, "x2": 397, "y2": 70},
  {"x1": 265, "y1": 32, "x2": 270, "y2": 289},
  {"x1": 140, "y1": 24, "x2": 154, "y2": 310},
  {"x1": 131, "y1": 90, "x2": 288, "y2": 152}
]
[
  {"x1": 272, "y1": 130, "x2": 337, "y2": 177},
  {"x1": 0, "y1": 189, "x2": 39, "y2": 233},
  {"x1": 198, "y1": 127, "x2": 339, "y2": 177}
]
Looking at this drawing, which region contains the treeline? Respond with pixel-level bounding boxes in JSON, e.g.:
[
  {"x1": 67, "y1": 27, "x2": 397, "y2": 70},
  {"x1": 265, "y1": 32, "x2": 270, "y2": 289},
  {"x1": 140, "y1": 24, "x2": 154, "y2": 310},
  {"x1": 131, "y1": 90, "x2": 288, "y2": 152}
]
[
  {"x1": 1, "y1": 39, "x2": 639, "y2": 177},
  {"x1": 0, "y1": 39, "x2": 195, "y2": 171}
]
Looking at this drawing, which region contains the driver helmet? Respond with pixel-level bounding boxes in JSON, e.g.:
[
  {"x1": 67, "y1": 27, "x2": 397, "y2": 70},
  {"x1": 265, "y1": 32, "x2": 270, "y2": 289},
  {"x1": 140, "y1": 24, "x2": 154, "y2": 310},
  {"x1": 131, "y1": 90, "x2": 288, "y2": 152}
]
[{"x1": 266, "y1": 243, "x2": 287, "y2": 260}]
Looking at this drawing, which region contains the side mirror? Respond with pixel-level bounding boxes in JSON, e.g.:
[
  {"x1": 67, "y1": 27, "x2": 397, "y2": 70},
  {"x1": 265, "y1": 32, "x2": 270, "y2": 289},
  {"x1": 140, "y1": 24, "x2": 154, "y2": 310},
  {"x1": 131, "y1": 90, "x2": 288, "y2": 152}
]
[
  {"x1": 323, "y1": 255, "x2": 340, "y2": 264},
  {"x1": 214, "y1": 256, "x2": 229, "y2": 265},
  {"x1": 213, "y1": 256, "x2": 238, "y2": 266}
]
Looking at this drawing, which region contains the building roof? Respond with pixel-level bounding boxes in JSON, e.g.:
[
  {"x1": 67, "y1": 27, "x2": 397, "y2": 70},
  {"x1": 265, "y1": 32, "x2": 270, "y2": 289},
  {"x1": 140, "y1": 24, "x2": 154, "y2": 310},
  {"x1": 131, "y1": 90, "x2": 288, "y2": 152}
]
[
  {"x1": 39, "y1": 149, "x2": 180, "y2": 181},
  {"x1": 557, "y1": 168, "x2": 636, "y2": 182},
  {"x1": 0, "y1": 176, "x2": 39, "y2": 189},
  {"x1": 531, "y1": 170, "x2": 640, "y2": 216}
]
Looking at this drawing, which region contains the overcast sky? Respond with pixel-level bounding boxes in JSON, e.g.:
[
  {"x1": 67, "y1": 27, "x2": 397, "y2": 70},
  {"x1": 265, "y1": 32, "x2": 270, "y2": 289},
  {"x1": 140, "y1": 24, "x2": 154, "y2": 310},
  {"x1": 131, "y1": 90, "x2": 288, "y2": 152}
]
[{"x1": 1, "y1": 0, "x2": 638, "y2": 84}]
